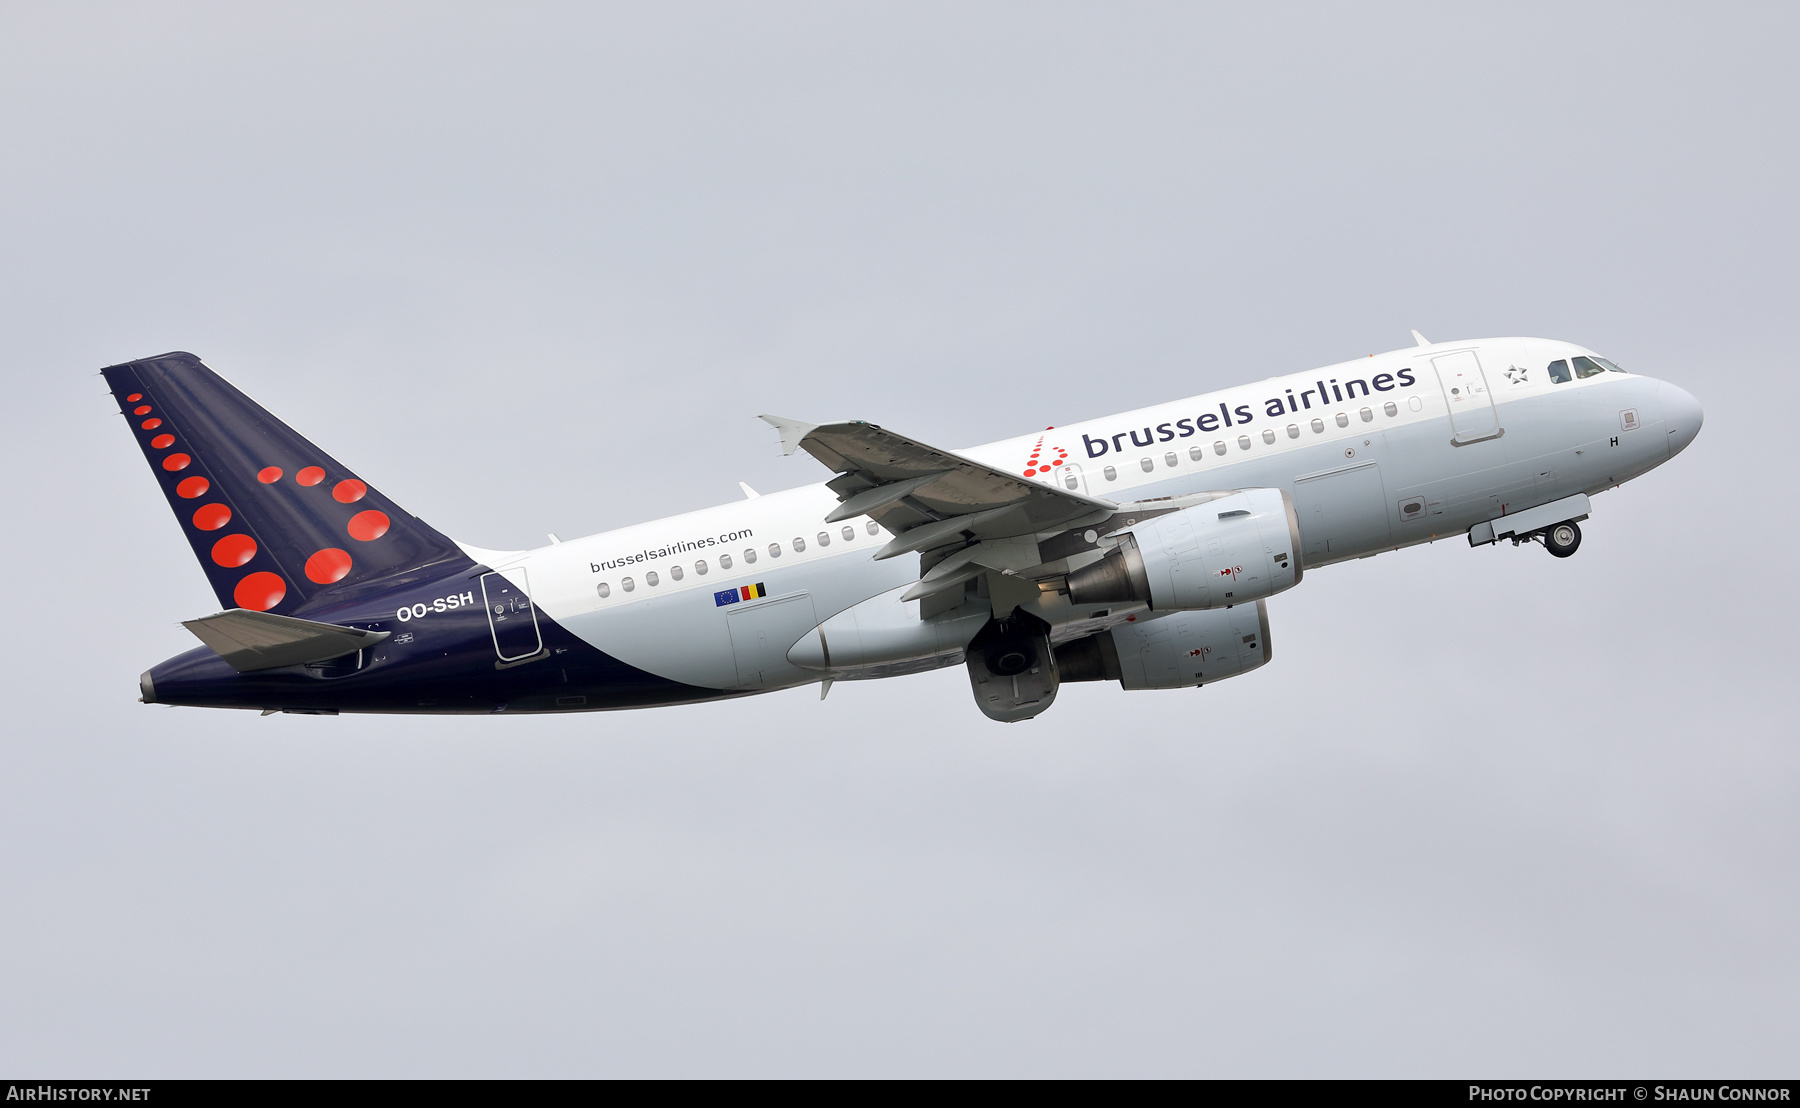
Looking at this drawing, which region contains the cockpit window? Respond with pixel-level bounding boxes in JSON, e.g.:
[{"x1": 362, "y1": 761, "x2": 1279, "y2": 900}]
[
  {"x1": 1592, "y1": 356, "x2": 1626, "y2": 373},
  {"x1": 1547, "y1": 359, "x2": 1571, "y2": 384},
  {"x1": 1572, "y1": 355, "x2": 1608, "y2": 379}
]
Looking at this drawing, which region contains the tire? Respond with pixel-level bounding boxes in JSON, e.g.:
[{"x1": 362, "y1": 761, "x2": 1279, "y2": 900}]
[
  {"x1": 984, "y1": 637, "x2": 1039, "y2": 676},
  {"x1": 1544, "y1": 521, "x2": 1582, "y2": 558}
]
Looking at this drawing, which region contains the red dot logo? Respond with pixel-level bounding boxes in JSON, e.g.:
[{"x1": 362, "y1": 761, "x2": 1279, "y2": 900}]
[
  {"x1": 305, "y1": 548, "x2": 352, "y2": 584},
  {"x1": 332, "y1": 479, "x2": 367, "y2": 503},
  {"x1": 140, "y1": 418, "x2": 162, "y2": 430},
  {"x1": 233, "y1": 571, "x2": 286, "y2": 611},
  {"x1": 257, "y1": 466, "x2": 282, "y2": 483},
  {"x1": 211, "y1": 533, "x2": 257, "y2": 567},
  {"x1": 133, "y1": 405, "x2": 152, "y2": 416},
  {"x1": 150, "y1": 433, "x2": 175, "y2": 449},
  {"x1": 162, "y1": 453, "x2": 191, "y2": 471},
  {"x1": 176, "y1": 476, "x2": 210, "y2": 499},
  {"x1": 296, "y1": 466, "x2": 325, "y2": 486},
  {"x1": 347, "y1": 510, "x2": 390, "y2": 542},
  {"x1": 126, "y1": 393, "x2": 142, "y2": 402},
  {"x1": 192, "y1": 503, "x2": 232, "y2": 530}
]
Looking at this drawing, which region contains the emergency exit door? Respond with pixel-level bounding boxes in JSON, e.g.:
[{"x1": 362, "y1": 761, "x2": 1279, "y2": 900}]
[{"x1": 481, "y1": 570, "x2": 542, "y2": 662}]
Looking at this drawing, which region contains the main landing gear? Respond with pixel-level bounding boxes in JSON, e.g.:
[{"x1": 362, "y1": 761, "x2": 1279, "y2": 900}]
[{"x1": 1541, "y1": 520, "x2": 1582, "y2": 558}]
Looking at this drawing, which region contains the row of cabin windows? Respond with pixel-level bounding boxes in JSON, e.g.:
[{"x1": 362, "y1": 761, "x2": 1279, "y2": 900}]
[
  {"x1": 595, "y1": 519, "x2": 882, "y2": 597},
  {"x1": 1096, "y1": 399, "x2": 1407, "y2": 482},
  {"x1": 1547, "y1": 355, "x2": 1625, "y2": 384}
]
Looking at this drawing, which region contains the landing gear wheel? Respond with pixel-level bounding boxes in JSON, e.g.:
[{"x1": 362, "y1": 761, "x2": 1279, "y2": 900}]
[
  {"x1": 984, "y1": 638, "x2": 1039, "y2": 676},
  {"x1": 1544, "y1": 521, "x2": 1582, "y2": 558}
]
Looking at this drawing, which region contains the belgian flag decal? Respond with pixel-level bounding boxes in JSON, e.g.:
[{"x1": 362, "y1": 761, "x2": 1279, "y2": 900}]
[{"x1": 714, "y1": 583, "x2": 768, "y2": 606}]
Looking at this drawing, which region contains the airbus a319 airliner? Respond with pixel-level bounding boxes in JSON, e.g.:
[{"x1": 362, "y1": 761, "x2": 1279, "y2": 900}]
[{"x1": 107, "y1": 333, "x2": 1701, "y2": 722}]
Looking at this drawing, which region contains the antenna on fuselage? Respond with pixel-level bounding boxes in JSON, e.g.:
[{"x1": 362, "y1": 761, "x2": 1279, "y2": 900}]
[{"x1": 1411, "y1": 329, "x2": 1431, "y2": 347}]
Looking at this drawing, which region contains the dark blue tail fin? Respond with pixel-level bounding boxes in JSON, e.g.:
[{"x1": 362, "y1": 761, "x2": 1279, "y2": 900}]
[{"x1": 102, "y1": 352, "x2": 470, "y2": 614}]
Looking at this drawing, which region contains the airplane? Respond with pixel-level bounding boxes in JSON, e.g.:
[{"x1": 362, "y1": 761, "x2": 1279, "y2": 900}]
[{"x1": 105, "y1": 332, "x2": 1702, "y2": 723}]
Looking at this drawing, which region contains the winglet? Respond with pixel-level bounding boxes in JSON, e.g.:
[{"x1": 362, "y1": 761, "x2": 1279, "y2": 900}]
[
  {"x1": 1411, "y1": 329, "x2": 1431, "y2": 347},
  {"x1": 758, "y1": 414, "x2": 818, "y2": 456}
]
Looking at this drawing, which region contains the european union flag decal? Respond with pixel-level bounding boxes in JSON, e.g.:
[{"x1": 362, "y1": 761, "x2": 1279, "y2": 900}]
[{"x1": 714, "y1": 588, "x2": 740, "y2": 607}]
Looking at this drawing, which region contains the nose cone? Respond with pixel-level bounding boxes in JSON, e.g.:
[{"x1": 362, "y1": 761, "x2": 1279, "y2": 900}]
[{"x1": 1660, "y1": 380, "x2": 1703, "y2": 458}]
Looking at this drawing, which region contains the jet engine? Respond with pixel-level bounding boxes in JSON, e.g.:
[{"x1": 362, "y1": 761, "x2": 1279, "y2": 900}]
[
  {"x1": 1055, "y1": 601, "x2": 1271, "y2": 691},
  {"x1": 1066, "y1": 488, "x2": 1301, "y2": 612}
]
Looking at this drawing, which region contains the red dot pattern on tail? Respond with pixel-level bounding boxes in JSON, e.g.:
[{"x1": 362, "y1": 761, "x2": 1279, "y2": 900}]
[
  {"x1": 211, "y1": 534, "x2": 257, "y2": 568},
  {"x1": 347, "y1": 510, "x2": 389, "y2": 541},
  {"x1": 305, "y1": 548, "x2": 352, "y2": 584},
  {"x1": 234, "y1": 572, "x2": 286, "y2": 611},
  {"x1": 192, "y1": 504, "x2": 231, "y2": 531}
]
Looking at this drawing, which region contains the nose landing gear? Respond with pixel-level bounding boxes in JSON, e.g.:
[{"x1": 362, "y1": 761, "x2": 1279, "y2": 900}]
[{"x1": 1542, "y1": 520, "x2": 1582, "y2": 558}]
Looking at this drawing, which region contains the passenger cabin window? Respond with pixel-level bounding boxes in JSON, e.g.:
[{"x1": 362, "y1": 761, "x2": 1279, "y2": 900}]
[
  {"x1": 1213, "y1": 440, "x2": 1227, "y2": 455},
  {"x1": 1164, "y1": 452, "x2": 1178, "y2": 467},
  {"x1": 1572, "y1": 355, "x2": 1608, "y2": 379},
  {"x1": 792, "y1": 537, "x2": 805, "y2": 552},
  {"x1": 695, "y1": 559, "x2": 708, "y2": 575},
  {"x1": 1063, "y1": 473, "x2": 1078, "y2": 490},
  {"x1": 1139, "y1": 457, "x2": 1153, "y2": 473},
  {"x1": 866, "y1": 520, "x2": 879, "y2": 534},
  {"x1": 646, "y1": 571, "x2": 659, "y2": 587},
  {"x1": 1262, "y1": 429, "x2": 1276, "y2": 444},
  {"x1": 1547, "y1": 359, "x2": 1571, "y2": 384},
  {"x1": 1237, "y1": 435, "x2": 1251, "y2": 450},
  {"x1": 1189, "y1": 445, "x2": 1204, "y2": 461},
  {"x1": 1383, "y1": 400, "x2": 1397, "y2": 417},
  {"x1": 670, "y1": 565, "x2": 683, "y2": 581},
  {"x1": 768, "y1": 543, "x2": 782, "y2": 558},
  {"x1": 1287, "y1": 424, "x2": 1299, "y2": 438},
  {"x1": 1103, "y1": 465, "x2": 1117, "y2": 481},
  {"x1": 1360, "y1": 407, "x2": 1372, "y2": 422},
  {"x1": 596, "y1": 582, "x2": 611, "y2": 598},
  {"x1": 622, "y1": 576, "x2": 635, "y2": 593},
  {"x1": 1335, "y1": 412, "x2": 1349, "y2": 428},
  {"x1": 743, "y1": 548, "x2": 756, "y2": 563},
  {"x1": 842, "y1": 526, "x2": 855, "y2": 542},
  {"x1": 817, "y1": 531, "x2": 829, "y2": 546},
  {"x1": 720, "y1": 553, "x2": 733, "y2": 569},
  {"x1": 1311, "y1": 418, "x2": 1324, "y2": 433}
]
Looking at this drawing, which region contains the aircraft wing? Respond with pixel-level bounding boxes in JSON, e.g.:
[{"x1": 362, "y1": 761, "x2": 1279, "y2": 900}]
[{"x1": 761, "y1": 415, "x2": 1126, "y2": 609}]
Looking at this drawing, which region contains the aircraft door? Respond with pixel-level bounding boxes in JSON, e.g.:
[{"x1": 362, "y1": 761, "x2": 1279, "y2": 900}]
[
  {"x1": 1056, "y1": 462, "x2": 1088, "y2": 496},
  {"x1": 1432, "y1": 350, "x2": 1501, "y2": 444},
  {"x1": 481, "y1": 570, "x2": 543, "y2": 662},
  {"x1": 726, "y1": 590, "x2": 820, "y2": 689},
  {"x1": 1292, "y1": 462, "x2": 1393, "y2": 565}
]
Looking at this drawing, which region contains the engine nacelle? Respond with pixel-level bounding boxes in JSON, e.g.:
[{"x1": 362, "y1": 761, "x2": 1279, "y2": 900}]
[
  {"x1": 1055, "y1": 601, "x2": 1271, "y2": 691},
  {"x1": 1065, "y1": 488, "x2": 1301, "y2": 612}
]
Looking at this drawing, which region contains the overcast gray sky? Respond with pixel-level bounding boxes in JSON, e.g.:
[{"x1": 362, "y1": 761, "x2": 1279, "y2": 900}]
[{"x1": 1, "y1": 1, "x2": 1795, "y2": 1077}]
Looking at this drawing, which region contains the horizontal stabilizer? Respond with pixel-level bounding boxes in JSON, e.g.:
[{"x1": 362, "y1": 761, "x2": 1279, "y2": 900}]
[{"x1": 181, "y1": 609, "x2": 391, "y2": 673}]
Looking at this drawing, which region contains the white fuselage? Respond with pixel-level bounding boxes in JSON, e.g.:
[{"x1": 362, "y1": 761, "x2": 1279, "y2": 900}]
[{"x1": 458, "y1": 337, "x2": 1696, "y2": 694}]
